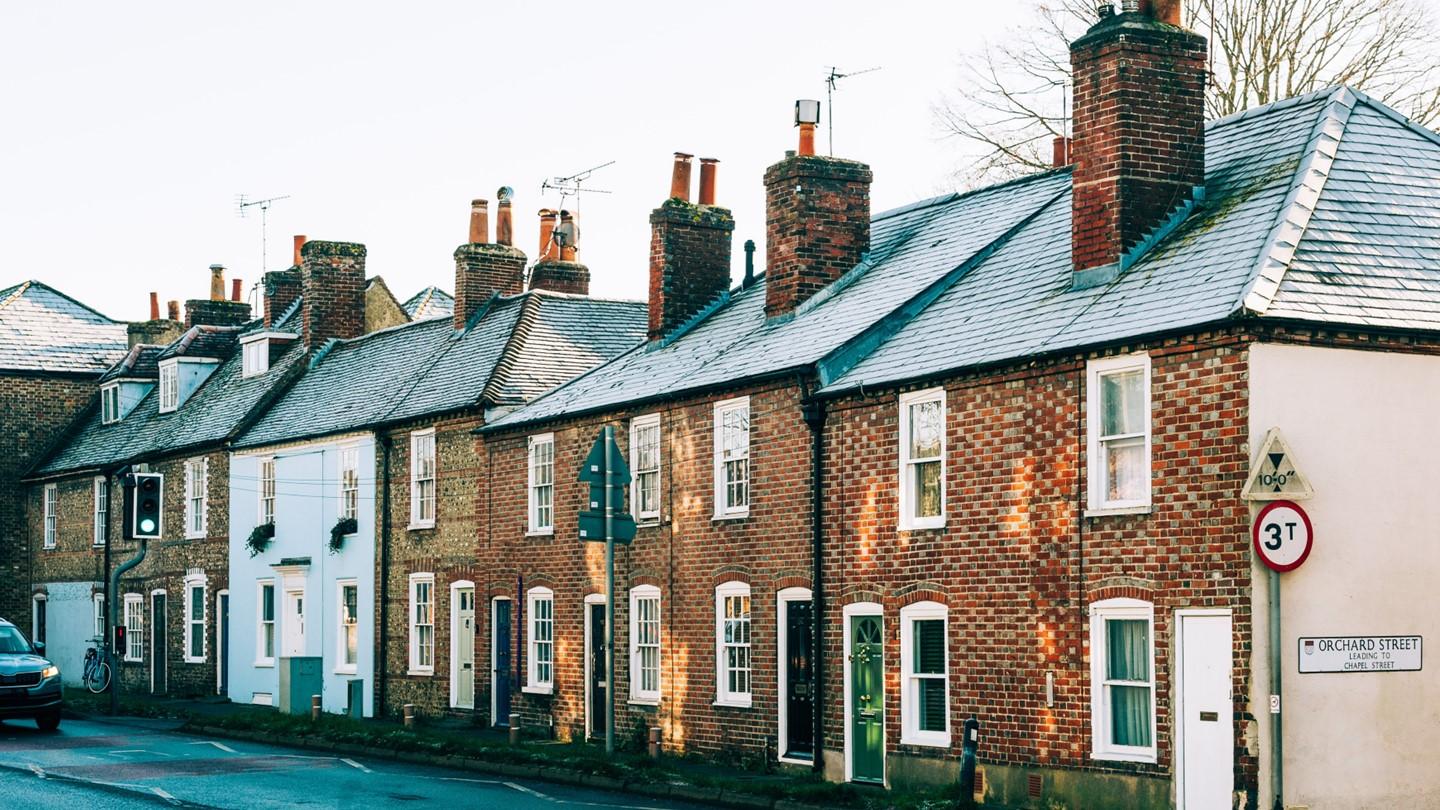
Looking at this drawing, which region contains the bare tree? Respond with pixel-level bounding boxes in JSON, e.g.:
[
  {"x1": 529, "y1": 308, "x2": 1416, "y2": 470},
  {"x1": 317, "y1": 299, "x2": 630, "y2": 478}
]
[{"x1": 937, "y1": 0, "x2": 1440, "y2": 184}]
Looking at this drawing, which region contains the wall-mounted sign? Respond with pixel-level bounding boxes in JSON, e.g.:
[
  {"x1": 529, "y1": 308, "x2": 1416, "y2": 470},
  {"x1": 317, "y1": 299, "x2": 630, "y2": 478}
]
[
  {"x1": 1299, "y1": 635, "x2": 1422, "y2": 673},
  {"x1": 1252, "y1": 500, "x2": 1313, "y2": 572},
  {"x1": 1243, "y1": 428, "x2": 1315, "y2": 501}
]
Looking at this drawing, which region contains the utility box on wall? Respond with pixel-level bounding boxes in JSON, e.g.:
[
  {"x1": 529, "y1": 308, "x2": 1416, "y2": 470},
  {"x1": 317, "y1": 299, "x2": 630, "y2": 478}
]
[
  {"x1": 347, "y1": 679, "x2": 364, "y2": 719},
  {"x1": 278, "y1": 657, "x2": 322, "y2": 715}
]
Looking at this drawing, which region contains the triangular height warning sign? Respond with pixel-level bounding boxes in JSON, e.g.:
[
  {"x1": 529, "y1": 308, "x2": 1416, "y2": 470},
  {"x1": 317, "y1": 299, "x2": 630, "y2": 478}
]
[{"x1": 1243, "y1": 427, "x2": 1315, "y2": 501}]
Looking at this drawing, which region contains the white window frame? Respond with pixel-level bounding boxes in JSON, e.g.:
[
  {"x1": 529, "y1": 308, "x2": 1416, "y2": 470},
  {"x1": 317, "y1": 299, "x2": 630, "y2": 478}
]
[
  {"x1": 527, "y1": 433, "x2": 555, "y2": 535},
  {"x1": 42, "y1": 483, "x2": 57, "y2": 549},
  {"x1": 184, "y1": 457, "x2": 209, "y2": 539},
  {"x1": 898, "y1": 387, "x2": 946, "y2": 530},
  {"x1": 629, "y1": 585, "x2": 661, "y2": 704},
  {"x1": 183, "y1": 573, "x2": 207, "y2": 663},
  {"x1": 408, "y1": 573, "x2": 435, "y2": 675},
  {"x1": 338, "y1": 444, "x2": 360, "y2": 522},
  {"x1": 337, "y1": 579, "x2": 359, "y2": 675},
  {"x1": 93, "y1": 592, "x2": 106, "y2": 641},
  {"x1": 714, "y1": 581, "x2": 752, "y2": 707},
  {"x1": 409, "y1": 429, "x2": 436, "y2": 529},
  {"x1": 524, "y1": 586, "x2": 554, "y2": 694},
  {"x1": 258, "y1": 457, "x2": 276, "y2": 526},
  {"x1": 101, "y1": 383, "x2": 121, "y2": 424},
  {"x1": 1089, "y1": 597, "x2": 1158, "y2": 763},
  {"x1": 1086, "y1": 354, "x2": 1153, "y2": 514},
  {"x1": 900, "y1": 600, "x2": 951, "y2": 747},
  {"x1": 123, "y1": 593, "x2": 144, "y2": 662},
  {"x1": 629, "y1": 414, "x2": 662, "y2": 523},
  {"x1": 158, "y1": 360, "x2": 179, "y2": 413},
  {"x1": 713, "y1": 396, "x2": 751, "y2": 519},
  {"x1": 241, "y1": 338, "x2": 269, "y2": 378},
  {"x1": 93, "y1": 476, "x2": 109, "y2": 546},
  {"x1": 256, "y1": 579, "x2": 276, "y2": 667}
]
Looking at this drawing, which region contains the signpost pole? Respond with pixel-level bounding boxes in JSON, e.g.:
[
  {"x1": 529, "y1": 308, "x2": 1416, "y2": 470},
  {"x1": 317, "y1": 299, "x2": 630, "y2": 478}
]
[
  {"x1": 1270, "y1": 570, "x2": 1283, "y2": 810},
  {"x1": 603, "y1": 425, "x2": 616, "y2": 755}
]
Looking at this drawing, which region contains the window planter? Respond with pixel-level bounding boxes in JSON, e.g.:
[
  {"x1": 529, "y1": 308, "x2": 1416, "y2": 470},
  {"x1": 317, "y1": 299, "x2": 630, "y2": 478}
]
[
  {"x1": 329, "y1": 517, "x2": 357, "y2": 554},
  {"x1": 245, "y1": 522, "x2": 275, "y2": 558}
]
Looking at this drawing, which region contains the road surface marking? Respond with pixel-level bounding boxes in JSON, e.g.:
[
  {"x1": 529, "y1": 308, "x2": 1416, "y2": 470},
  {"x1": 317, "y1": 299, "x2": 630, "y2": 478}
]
[
  {"x1": 151, "y1": 786, "x2": 180, "y2": 805},
  {"x1": 28, "y1": 763, "x2": 45, "y2": 779},
  {"x1": 190, "y1": 740, "x2": 237, "y2": 753},
  {"x1": 341, "y1": 758, "x2": 371, "y2": 773},
  {"x1": 110, "y1": 749, "x2": 146, "y2": 755}
]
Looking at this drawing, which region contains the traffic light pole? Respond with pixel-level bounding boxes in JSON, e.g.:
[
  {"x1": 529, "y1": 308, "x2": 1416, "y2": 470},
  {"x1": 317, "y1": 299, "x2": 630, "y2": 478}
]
[
  {"x1": 109, "y1": 470, "x2": 153, "y2": 715},
  {"x1": 603, "y1": 425, "x2": 616, "y2": 755}
]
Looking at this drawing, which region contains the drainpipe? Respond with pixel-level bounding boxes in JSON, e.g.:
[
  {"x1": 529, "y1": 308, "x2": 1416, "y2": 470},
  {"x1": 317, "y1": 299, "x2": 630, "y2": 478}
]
[
  {"x1": 377, "y1": 434, "x2": 393, "y2": 716},
  {"x1": 1270, "y1": 571, "x2": 1283, "y2": 810},
  {"x1": 801, "y1": 395, "x2": 827, "y2": 773},
  {"x1": 109, "y1": 468, "x2": 148, "y2": 716}
]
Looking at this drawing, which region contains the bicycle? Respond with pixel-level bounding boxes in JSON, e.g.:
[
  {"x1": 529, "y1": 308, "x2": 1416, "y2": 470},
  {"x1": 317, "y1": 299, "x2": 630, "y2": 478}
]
[{"x1": 82, "y1": 641, "x2": 112, "y2": 694}]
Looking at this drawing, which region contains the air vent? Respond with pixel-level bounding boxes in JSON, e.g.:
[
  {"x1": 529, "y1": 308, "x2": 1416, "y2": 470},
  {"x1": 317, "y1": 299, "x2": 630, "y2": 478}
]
[{"x1": 1028, "y1": 772, "x2": 1043, "y2": 798}]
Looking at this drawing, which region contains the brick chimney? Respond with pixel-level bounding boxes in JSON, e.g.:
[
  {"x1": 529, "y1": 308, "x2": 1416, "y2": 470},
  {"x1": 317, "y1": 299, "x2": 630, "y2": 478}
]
[
  {"x1": 454, "y1": 197, "x2": 527, "y2": 328},
  {"x1": 127, "y1": 292, "x2": 184, "y2": 347},
  {"x1": 763, "y1": 122, "x2": 872, "y2": 320},
  {"x1": 529, "y1": 208, "x2": 590, "y2": 295},
  {"x1": 300, "y1": 240, "x2": 366, "y2": 350},
  {"x1": 1069, "y1": 0, "x2": 1205, "y2": 288},
  {"x1": 648, "y1": 152, "x2": 733, "y2": 341},
  {"x1": 185, "y1": 264, "x2": 252, "y2": 327}
]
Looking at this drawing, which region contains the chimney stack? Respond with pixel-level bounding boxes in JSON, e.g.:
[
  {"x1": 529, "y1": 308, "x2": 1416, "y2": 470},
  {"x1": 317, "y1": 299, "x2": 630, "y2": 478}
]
[
  {"x1": 299, "y1": 240, "x2": 367, "y2": 350},
  {"x1": 293, "y1": 235, "x2": 307, "y2": 267},
  {"x1": 167, "y1": 300, "x2": 180, "y2": 321},
  {"x1": 669, "y1": 153, "x2": 693, "y2": 201},
  {"x1": 209, "y1": 264, "x2": 226, "y2": 301},
  {"x1": 647, "y1": 151, "x2": 733, "y2": 341},
  {"x1": 129, "y1": 292, "x2": 183, "y2": 347},
  {"x1": 149, "y1": 292, "x2": 160, "y2": 321},
  {"x1": 1069, "y1": 0, "x2": 1205, "y2": 288},
  {"x1": 454, "y1": 196, "x2": 527, "y2": 328},
  {"x1": 529, "y1": 206, "x2": 589, "y2": 295},
  {"x1": 263, "y1": 270, "x2": 302, "y2": 327},
  {"x1": 469, "y1": 199, "x2": 489, "y2": 244},
  {"x1": 187, "y1": 265, "x2": 252, "y2": 327},
  {"x1": 763, "y1": 106, "x2": 872, "y2": 320}
]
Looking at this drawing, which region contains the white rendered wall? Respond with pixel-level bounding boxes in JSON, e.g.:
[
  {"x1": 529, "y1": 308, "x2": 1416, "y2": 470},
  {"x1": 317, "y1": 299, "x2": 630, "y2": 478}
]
[
  {"x1": 1250, "y1": 343, "x2": 1440, "y2": 809},
  {"x1": 36, "y1": 581, "x2": 100, "y2": 687}
]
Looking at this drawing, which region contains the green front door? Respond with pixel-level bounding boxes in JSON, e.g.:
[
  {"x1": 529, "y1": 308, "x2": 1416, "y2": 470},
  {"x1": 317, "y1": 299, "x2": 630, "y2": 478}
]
[{"x1": 849, "y1": 614, "x2": 884, "y2": 783}]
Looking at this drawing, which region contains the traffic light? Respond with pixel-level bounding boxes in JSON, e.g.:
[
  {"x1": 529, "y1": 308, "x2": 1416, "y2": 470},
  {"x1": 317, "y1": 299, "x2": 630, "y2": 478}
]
[{"x1": 131, "y1": 472, "x2": 163, "y2": 539}]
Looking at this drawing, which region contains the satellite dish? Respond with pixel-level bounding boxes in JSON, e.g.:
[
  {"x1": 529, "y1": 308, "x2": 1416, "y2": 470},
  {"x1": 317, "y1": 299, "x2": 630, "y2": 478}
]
[{"x1": 496, "y1": 186, "x2": 514, "y2": 202}]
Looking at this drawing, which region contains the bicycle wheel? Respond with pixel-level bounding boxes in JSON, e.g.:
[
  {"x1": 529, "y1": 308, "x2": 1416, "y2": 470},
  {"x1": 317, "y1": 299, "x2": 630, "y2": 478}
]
[{"x1": 87, "y1": 661, "x2": 112, "y2": 693}]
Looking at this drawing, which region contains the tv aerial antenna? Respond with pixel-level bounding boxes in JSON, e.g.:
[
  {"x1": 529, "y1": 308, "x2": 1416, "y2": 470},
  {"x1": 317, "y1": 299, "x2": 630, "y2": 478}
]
[
  {"x1": 540, "y1": 160, "x2": 615, "y2": 213},
  {"x1": 824, "y1": 65, "x2": 881, "y2": 155},
  {"x1": 235, "y1": 193, "x2": 291, "y2": 273}
]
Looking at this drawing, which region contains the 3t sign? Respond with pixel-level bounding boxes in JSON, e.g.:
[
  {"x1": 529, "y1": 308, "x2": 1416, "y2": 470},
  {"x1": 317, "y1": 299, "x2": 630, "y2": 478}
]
[{"x1": 1252, "y1": 500, "x2": 1314, "y2": 572}]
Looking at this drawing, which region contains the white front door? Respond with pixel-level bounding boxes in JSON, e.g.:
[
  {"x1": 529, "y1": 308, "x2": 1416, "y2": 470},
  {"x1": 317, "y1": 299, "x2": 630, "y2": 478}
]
[
  {"x1": 283, "y1": 590, "x2": 306, "y2": 657},
  {"x1": 453, "y1": 588, "x2": 475, "y2": 709},
  {"x1": 1177, "y1": 611, "x2": 1233, "y2": 809}
]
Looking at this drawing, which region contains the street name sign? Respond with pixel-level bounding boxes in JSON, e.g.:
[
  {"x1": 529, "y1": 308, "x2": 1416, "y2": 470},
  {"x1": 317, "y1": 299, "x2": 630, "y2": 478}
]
[
  {"x1": 1252, "y1": 500, "x2": 1313, "y2": 572},
  {"x1": 1299, "y1": 635, "x2": 1422, "y2": 673}
]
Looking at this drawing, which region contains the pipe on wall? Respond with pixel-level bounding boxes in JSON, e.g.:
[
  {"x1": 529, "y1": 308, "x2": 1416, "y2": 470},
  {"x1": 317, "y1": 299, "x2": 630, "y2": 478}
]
[
  {"x1": 377, "y1": 434, "x2": 393, "y2": 716},
  {"x1": 802, "y1": 394, "x2": 827, "y2": 772}
]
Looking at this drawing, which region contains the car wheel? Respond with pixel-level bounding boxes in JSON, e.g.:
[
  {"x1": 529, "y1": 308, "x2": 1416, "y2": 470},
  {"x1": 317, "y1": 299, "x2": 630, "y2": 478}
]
[{"x1": 35, "y1": 711, "x2": 61, "y2": 732}]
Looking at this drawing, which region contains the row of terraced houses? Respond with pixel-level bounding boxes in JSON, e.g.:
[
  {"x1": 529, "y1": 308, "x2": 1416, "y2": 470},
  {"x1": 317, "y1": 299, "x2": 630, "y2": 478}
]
[{"x1": 7, "y1": 7, "x2": 1440, "y2": 809}]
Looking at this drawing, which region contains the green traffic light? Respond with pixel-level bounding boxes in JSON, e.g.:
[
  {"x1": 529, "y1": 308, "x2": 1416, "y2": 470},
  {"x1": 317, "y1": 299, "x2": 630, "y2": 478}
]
[{"x1": 140, "y1": 518, "x2": 156, "y2": 533}]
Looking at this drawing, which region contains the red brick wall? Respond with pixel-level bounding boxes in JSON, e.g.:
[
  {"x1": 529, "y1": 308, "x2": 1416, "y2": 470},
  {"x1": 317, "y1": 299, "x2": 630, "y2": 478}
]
[
  {"x1": 763, "y1": 155, "x2": 872, "y2": 319},
  {"x1": 453, "y1": 244, "x2": 526, "y2": 328},
  {"x1": 300, "y1": 241, "x2": 366, "y2": 351},
  {"x1": 528, "y1": 261, "x2": 590, "y2": 297},
  {"x1": 1070, "y1": 16, "x2": 1206, "y2": 272},
  {"x1": 0, "y1": 373, "x2": 97, "y2": 624},
  {"x1": 647, "y1": 201, "x2": 734, "y2": 340}
]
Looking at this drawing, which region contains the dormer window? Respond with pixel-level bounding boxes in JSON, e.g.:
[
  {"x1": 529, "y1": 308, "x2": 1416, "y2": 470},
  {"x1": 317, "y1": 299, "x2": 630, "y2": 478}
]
[
  {"x1": 158, "y1": 361, "x2": 179, "y2": 413},
  {"x1": 242, "y1": 338, "x2": 269, "y2": 377},
  {"x1": 101, "y1": 383, "x2": 121, "y2": 425}
]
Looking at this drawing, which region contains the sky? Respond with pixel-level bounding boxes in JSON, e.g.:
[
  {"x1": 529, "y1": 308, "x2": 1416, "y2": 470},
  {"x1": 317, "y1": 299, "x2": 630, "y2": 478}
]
[{"x1": 2, "y1": 3, "x2": 1028, "y2": 320}]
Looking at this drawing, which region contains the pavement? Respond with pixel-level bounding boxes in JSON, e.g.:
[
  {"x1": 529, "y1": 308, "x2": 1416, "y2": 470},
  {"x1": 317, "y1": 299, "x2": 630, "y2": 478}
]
[{"x1": 0, "y1": 715, "x2": 718, "y2": 809}]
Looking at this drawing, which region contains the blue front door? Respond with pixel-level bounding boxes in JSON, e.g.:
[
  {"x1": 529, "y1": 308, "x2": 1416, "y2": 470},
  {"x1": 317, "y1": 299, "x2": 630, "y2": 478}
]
[{"x1": 493, "y1": 599, "x2": 512, "y2": 726}]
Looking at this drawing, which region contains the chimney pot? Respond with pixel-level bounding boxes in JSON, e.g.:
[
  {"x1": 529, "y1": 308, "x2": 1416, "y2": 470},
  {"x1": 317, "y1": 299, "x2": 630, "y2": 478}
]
[
  {"x1": 698, "y1": 158, "x2": 719, "y2": 206},
  {"x1": 797, "y1": 123, "x2": 816, "y2": 156},
  {"x1": 669, "y1": 153, "x2": 693, "y2": 202},
  {"x1": 469, "y1": 199, "x2": 490, "y2": 244},
  {"x1": 743, "y1": 239, "x2": 756, "y2": 288},
  {"x1": 231, "y1": 278, "x2": 243, "y2": 302},
  {"x1": 1052, "y1": 136, "x2": 1073, "y2": 167},
  {"x1": 149, "y1": 292, "x2": 160, "y2": 321},
  {"x1": 209, "y1": 264, "x2": 226, "y2": 301},
  {"x1": 1143, "y1": 0, "x2": 1182, "y2": 24},
  {"x1": 293, "y1": 235, "x2": 307, "y2": 267},
  {"x1": 496, "y1": 199, "x2": 514, "y2": 246},
  {"x1": 537, "y1": 209, "x2": 559, "y2": 261},
  {"x1": 556, "y1": 210, "x2": 579, "y2": 261},
  {"x1": 167, "y1": 300, "x2": 181, "y2": 321}
]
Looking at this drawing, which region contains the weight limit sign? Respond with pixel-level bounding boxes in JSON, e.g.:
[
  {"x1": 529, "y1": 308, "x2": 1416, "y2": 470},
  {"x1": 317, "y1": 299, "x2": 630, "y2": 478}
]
[{"x1": 1252, "y1": 499, "x2": 1314, "y2": 573}]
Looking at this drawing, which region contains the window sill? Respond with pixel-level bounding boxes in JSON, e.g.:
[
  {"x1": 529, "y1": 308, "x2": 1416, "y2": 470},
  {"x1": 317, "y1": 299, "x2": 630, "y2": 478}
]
[
  {"x1": 407, "y1": 523, "x2": 436, "y2": 532},
  {"x1": 712, "y1": 511, "x2": 750, "y2": 522},
  {"x1": 1090, "y1": 749, "x2": 1158, "y2": 764},
  {"x1": 255, "y1": 660, "x2": 276, "y2": 668},
  {"x1": 525, "y1": 528, "x2": 554, "y2": 537},
  {"x1": 521, "y1": 684, "x2": 554, "y2": 696},
  {"x1": 184, "y1": 657, "x2": 206, "y2": 665},
  {"x1": 628, "y1": 697, "x2": 660, "y2": 707},
  {"x1": 778, "y1": 754, "x2": 814, "y2": 766},
  {"x1": 901, "y1": 732, "x2": 952, "y2": 748},
  {"x1": 1084, "y1": 505, "x2": 1152, "y2": 518},
  {"x1": 123, "y1": 657, "x2": 143, "y2": 664},
  {"x1": 185, "y1": 533, "x2": 206, "y2": 540},
  {"x1": 635, "y1": 517, "x2": 662, "y2": 528},
  {"x1": 335, "y1": 667, "x2": 358, "y2": 676},
  {"x1": 898, "y1": 518, "x2": 945, "y2": 532},
  {"x1": 406, "y1": 668, "x2": 434, "y2": 677},
  {"x1": 713, "y1": 697, "x2": 753, "y2": 709}
]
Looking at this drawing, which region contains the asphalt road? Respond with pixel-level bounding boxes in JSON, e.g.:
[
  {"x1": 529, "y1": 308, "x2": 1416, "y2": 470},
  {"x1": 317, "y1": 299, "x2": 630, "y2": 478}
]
[{"x1": 0, "y1": 716, "x2": 716, "y2": 809}]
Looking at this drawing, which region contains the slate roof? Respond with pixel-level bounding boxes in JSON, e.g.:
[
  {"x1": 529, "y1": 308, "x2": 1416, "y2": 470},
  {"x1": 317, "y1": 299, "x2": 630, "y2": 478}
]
[
  {"x1": 235, "y1": 290, "x2": 646, "y2": 448},
  {"x1": 32, "y1": 321, "x2": 304, "y2": 478},
  {"x1": 0, "y1": 280, "x2": 128, "y2": 374},
  {"x1": 100, "y1": 344, "x2": 164, "y2": 382},
  {"x1": 157, "y1": 325, "x2": 241, "y2": 361},
  {"x1": 402, "y1": 286, "x2": 454, "y2": 320},
  {"x1": 489, "y1": 86, "x2": 1440, "y2": 428}
]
